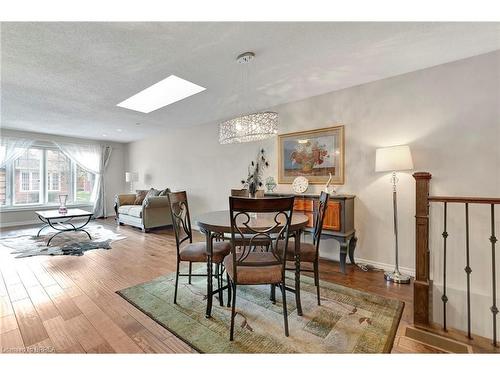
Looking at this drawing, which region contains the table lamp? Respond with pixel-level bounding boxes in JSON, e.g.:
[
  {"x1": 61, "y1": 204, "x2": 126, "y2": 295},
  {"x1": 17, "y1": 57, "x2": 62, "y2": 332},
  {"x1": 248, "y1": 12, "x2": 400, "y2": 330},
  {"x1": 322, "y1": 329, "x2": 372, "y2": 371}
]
[
  {"x1": 125, "y1": 172, "x2": 139, "y2": 193},
  {"x1": 375, "y1": 145, "x2": 414, "y2": 284}
]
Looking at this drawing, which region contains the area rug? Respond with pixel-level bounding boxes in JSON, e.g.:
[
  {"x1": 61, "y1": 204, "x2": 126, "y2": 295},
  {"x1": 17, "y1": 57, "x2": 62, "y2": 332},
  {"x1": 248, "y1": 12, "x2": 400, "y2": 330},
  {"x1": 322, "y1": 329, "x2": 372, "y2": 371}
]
[
  {"x1": 117, "y1": 270, "x2": 404, "y2": 353},
  {"x1": 0, "y1": 224, "x2": 126, "y2": 258}
]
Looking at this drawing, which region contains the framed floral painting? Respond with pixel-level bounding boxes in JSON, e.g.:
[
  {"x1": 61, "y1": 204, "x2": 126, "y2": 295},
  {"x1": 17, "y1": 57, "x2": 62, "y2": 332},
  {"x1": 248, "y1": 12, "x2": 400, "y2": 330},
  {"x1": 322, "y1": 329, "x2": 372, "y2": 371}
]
[{"x1": 278, "y1": 125, "x2": 344, "y2": 184}]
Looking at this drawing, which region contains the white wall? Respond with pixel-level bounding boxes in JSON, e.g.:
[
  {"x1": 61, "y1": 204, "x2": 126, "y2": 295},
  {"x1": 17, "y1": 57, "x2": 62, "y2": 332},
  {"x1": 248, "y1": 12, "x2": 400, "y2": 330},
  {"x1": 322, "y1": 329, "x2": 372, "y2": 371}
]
[
  {"x1": 127, "y1": 51, "x2": 499, "y2": 338},
  {"x1": 0, "y1": 129, "x2": 127, "y2": 227}
]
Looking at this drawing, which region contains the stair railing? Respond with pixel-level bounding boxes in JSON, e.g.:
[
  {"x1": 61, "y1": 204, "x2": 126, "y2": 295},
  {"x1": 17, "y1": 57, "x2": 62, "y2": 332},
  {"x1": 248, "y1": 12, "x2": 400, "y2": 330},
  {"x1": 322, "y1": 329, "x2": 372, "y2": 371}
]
[{"x1": 413, "y1": 172, "x2": 499, "y2": 347}]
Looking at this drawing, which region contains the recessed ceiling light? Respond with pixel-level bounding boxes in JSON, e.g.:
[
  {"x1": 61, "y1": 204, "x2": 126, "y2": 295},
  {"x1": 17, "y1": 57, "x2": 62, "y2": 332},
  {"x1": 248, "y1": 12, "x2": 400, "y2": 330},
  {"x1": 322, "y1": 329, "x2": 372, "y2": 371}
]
[
  {"x1": 116, "y1": 128, "x2": 123, "y2": 132},
  {"x1": 116, "y1": 75, "x2": 206, "y2": 114},
  {"x1": 102, "y1": 134, "x2": 107, "y2": 137}
]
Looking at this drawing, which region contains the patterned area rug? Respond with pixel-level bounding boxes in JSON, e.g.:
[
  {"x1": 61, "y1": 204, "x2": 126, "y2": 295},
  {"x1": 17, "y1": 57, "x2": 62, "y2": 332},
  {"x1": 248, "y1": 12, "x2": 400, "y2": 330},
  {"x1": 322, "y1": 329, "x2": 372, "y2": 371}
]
[
  {"x1": 0, "y1": 224, "x2": 126, "y2": 258},
  {"x1": 117, "y1": 270, "x2": 404, "y2": 353}
]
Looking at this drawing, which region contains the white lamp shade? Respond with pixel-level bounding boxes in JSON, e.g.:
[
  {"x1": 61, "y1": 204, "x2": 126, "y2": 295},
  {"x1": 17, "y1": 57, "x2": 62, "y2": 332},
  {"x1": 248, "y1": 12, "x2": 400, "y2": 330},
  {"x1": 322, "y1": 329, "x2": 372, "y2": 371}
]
[
  {"x1": 125, "y1": 172, "x2": 139, "y2": 182},
  {"x1": 375, "y1": 145, "x2": 413, "y2": 172}
]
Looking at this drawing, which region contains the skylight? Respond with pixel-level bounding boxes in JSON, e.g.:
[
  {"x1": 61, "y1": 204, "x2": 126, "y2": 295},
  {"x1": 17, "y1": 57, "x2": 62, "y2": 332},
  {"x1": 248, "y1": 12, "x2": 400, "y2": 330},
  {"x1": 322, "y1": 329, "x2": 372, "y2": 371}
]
[{"x1": 117, "y1": 75, "x2": 206, "y2": 113}]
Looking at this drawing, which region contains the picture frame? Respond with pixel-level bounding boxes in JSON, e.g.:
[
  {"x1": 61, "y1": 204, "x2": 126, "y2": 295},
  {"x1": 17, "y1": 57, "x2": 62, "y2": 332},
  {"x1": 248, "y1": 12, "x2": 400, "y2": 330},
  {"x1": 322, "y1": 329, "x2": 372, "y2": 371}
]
[{"x1": 278, "y1": 125, "x2": 344, "y2": 185}]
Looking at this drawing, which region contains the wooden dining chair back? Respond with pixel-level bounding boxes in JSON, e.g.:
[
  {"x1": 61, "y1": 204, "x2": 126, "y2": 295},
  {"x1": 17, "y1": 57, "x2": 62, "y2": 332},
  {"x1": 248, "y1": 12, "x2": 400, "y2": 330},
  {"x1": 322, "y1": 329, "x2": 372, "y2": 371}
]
[
  {"x1": 305, "y1": 191, "x2": 329, "y2": 305},
  {"x1": 313, "y1": 191, "x2": 330, "y2": 248},
  {"x1": 167, "y1": 191, "x2": 193, "y2": 252},
  {"x1": 226, "y1": 196, "x2": 295, "y2": 340},
  {"x1": 167, "y1": 191, "x2": 230, "y2": 305}
]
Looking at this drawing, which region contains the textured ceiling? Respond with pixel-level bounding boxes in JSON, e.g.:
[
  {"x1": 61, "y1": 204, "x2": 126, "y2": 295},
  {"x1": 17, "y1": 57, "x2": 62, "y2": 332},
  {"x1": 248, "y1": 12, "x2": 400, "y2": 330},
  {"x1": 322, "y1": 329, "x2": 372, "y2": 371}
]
[{"x1": 1, "y1": 22, "x2": 499, "y2": 142}]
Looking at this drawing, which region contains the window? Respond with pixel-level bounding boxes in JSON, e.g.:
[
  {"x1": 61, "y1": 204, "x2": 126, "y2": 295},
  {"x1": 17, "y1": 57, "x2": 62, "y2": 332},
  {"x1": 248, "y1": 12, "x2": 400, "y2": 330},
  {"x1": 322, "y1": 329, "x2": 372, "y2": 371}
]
[
  {"x1": 75, "y1": 164, "x2": 96, "y2": 203},
  {"x1": 48, "y1": 172, "x2": 60, "y2": 191},
  {"x1": 19, "y1": 171, "x2": 41, "y2": 192},
  {"x1": 46, "y1": 150, "x2": 71, "y2": 204},
  {"x1": 14, "y1": 148, "x2": 42, "y2": 205},
  {"x1": 1, "y1": 145, "x2": 97, "y2": 208},
  {"x1": 0, "y1": 166, "x2": 6, "y2": 206}
]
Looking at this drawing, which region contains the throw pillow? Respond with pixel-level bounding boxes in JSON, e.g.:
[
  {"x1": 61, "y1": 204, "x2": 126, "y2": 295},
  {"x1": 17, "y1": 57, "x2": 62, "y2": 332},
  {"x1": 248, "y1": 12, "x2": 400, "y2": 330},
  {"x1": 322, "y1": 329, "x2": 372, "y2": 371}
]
[
  {"x1": 145, "y1": 188, "x2": 160, "y2": 200},
  {"x1": 158, "y1": 188, "x2": 171, "y2": 196},
  {"x1": 134, "y1": 190, "x2": 148, "y2": 205}
]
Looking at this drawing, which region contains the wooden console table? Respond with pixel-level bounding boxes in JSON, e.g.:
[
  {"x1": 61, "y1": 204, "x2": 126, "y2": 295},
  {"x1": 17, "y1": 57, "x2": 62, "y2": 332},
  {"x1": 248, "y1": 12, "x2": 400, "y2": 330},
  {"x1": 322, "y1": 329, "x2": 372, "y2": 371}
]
[{"x1": 265, "y1": 193, "x2": 357, "y2": 273}]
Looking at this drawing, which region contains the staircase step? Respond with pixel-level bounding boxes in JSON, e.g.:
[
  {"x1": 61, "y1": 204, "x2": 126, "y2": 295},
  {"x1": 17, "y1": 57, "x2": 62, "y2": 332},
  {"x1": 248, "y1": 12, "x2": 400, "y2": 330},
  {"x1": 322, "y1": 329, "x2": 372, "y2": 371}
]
[{"x1": 405, "y1": 326, "x2": 472, "y2": 353}]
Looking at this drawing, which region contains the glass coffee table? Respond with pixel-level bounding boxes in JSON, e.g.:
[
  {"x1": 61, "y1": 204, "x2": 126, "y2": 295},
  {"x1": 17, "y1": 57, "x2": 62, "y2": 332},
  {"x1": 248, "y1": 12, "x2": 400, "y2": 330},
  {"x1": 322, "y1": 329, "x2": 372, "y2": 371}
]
[{"x1": 35, "y1": 209, "x2": 93, "y2": 246}]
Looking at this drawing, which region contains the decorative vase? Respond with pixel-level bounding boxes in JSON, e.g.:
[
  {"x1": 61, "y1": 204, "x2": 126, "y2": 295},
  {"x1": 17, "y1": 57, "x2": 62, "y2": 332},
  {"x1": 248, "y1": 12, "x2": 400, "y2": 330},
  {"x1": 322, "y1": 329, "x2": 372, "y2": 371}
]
[
  {"x1": 265, "y1": 176, "x2": 277, "y2": 193},
  {"x1": 301, "y1": 161, "x2": 314, "y2": 173},
  {"x1": 248, "y1": 181, "x2": 257, "y2": 198},
  {"x1": 58, "y1": 194, "x2": 68, "y2": 215}
]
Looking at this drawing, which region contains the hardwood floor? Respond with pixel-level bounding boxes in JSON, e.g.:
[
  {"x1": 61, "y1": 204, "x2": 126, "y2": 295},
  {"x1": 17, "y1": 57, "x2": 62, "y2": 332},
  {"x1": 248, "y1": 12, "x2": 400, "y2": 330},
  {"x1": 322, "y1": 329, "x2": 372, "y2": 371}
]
[{"x1": 0, "y1": 218, "x2": 435, "y2": 353}]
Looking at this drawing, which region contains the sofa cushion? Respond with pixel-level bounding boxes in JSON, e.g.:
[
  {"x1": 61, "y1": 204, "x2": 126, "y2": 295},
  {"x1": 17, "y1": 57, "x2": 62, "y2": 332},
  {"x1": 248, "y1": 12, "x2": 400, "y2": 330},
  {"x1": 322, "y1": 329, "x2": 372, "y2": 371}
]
[
  {"x1": 134, "y1": 190, "x2": 148, "y2": 205},
  {"x1": 118, "y1": 205, "x2": 143, "y2": 218}
]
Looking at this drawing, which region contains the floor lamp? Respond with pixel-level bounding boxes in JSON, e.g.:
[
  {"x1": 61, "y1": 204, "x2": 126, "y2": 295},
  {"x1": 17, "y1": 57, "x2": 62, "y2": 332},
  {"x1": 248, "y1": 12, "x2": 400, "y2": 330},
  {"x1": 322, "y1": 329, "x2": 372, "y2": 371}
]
[{"x1": 375, "y1": 145, "x2": 414, "y2": 284}]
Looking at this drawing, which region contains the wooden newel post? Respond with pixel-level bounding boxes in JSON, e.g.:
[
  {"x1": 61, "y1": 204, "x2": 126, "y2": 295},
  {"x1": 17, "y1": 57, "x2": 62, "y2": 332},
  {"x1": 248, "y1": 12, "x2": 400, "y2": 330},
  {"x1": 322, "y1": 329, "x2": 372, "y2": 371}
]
[{"x1": 413, "y1": 172, "x2": 432, "y2": 326}]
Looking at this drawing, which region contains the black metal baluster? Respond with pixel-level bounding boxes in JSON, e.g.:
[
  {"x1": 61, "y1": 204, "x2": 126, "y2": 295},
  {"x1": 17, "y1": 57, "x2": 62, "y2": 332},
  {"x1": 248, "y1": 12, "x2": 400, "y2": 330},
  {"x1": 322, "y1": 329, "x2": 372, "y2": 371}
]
[
  {"x1": 464, "y1": 203, "x2": 472, "y2": 339},
  {"x1": 442, "y1": 202, "x2": 448, "y2": 331},
  {"x1": 489, "y1": 204, "x2": 498, "y2": 347}
]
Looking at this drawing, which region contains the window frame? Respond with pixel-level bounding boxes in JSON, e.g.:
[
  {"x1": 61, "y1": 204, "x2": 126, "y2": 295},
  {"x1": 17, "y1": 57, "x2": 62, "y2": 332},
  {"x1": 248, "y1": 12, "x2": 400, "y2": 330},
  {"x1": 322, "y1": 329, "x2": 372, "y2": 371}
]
[{"x1": 0, "y1": 143, "x2": 97, "y2": 210}]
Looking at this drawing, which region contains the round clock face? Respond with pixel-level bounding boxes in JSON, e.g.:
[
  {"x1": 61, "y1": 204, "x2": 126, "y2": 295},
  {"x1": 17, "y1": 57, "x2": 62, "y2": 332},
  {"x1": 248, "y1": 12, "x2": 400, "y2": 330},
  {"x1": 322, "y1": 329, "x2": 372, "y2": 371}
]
[{"x1": 292, "y1": 176, "x2": 309, "y2": 193}]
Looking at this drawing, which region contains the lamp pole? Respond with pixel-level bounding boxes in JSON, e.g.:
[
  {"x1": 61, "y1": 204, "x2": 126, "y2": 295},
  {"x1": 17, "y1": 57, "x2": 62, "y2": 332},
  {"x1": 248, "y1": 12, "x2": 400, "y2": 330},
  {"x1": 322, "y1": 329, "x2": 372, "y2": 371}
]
[{"x1": 385, "y1": 171, "x2": 410, "y2": 284}]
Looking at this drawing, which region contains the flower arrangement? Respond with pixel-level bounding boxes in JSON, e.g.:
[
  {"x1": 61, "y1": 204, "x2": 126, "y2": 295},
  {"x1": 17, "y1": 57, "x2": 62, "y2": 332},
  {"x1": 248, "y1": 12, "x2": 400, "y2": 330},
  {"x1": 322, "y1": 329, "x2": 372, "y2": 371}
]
[
  {"x1": 290, "y1": 140, "x2": 329, "y2": 173},
  {"x1": 241, "y1": 148, "x2": 269, "y2": 197}
]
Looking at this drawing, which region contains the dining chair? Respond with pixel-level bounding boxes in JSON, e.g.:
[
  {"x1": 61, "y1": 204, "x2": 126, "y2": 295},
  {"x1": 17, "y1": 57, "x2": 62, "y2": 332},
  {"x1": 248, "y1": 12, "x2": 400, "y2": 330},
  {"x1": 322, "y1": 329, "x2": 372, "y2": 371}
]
[
  {"x1": 279, "y1": 191, "x2": 329, "y2": 305},
  {"x1": 226, "y1": 196, "x2": 295, "y2": 340},
  {"x1": 167, "y1": 191, "x2": 231, "y2": 305}
]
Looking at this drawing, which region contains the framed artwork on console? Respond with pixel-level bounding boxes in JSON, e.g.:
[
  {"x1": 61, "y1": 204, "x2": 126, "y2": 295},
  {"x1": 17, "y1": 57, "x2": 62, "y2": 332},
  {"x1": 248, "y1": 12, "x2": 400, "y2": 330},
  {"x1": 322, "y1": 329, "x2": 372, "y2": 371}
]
[{"x1": 278, "y1": 125, "x2": 344, "y2": 184}]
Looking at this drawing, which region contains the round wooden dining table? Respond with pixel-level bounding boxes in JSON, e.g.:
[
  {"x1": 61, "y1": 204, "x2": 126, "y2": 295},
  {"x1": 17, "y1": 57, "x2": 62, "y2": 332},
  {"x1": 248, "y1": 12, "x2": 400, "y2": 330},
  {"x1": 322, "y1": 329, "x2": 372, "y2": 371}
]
[{"x1": 195, "y1": 210, "x2": 309, "y2": 318}]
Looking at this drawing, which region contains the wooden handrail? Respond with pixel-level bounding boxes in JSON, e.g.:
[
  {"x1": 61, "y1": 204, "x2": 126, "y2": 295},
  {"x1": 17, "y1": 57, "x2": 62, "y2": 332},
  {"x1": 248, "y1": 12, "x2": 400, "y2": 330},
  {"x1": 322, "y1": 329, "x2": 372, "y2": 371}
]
[{"x1": 429, "y1": 196, "x2": 500, "y2": 204}]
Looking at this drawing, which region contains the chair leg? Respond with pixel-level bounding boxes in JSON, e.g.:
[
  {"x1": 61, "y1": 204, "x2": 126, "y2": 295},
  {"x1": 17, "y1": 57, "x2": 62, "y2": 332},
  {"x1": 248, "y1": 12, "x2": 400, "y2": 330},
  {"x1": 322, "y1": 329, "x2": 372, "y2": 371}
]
[
  {"x1": 294, "y1": 254, "x2": 303, "y2": 316},
  {"x1": 314, "y1": 260, "x2": 321, "y2": 306},
  {"x1": 280, "y1": 281, "x2": 289, "y2": 337},
  {"x1": 216, "y1": 264, "x2": 223, "y2": 306},
  {"x1": 230, "y1": 280, "x2": 237, "y2": 341},
  {"x1": 174, "y1": 260, "x2": 180, "y2": 304},
  {"x1": 270, "y1": 284, "x2": 276, "y2": 304},
  {"x1": 188, "y1": 262, "x2": 192, "y2": 284},
  {"x1": 226, "y1": 272, "x2": 232, "y2": 307}
]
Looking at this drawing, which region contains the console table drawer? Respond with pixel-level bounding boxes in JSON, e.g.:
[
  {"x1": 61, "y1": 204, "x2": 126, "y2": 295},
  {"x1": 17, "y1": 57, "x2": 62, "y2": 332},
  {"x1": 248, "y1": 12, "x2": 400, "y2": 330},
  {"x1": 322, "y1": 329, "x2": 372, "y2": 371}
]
[
  {"x1": 294, "y1": 198, "x2": 314, "y2": 212},
  {"x1": 323, "y1": 201, "x2": 340, "y2": 231}
]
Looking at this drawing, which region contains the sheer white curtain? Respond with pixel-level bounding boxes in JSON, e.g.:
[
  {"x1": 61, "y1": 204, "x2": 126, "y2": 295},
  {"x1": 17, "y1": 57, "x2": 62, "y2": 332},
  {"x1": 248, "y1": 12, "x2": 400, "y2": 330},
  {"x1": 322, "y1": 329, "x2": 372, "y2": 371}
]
[
  {"x1": 55, "y1": 142, "x2": 112, "y2": 218},
  {"x1": 0, "y1": 136, "x2": 35, "y2": 168}
]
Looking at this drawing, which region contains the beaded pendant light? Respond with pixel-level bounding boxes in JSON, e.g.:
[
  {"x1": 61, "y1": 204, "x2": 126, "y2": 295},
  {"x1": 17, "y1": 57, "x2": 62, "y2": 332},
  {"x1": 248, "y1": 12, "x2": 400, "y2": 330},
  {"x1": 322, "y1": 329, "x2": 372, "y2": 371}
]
[{"x1": 218, "y1": 52, "x2": 278, "y2": 144}]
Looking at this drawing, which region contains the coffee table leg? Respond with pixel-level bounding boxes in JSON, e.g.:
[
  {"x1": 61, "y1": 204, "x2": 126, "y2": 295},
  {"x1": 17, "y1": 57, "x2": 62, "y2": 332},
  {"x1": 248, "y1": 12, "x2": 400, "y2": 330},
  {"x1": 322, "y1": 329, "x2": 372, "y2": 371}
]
[
  {"x1": 37, "y1": 215, "x2": 49, "y2": 237},
  {"x1": 44, "y1": 215, "x2": 93, "y2": 246}
]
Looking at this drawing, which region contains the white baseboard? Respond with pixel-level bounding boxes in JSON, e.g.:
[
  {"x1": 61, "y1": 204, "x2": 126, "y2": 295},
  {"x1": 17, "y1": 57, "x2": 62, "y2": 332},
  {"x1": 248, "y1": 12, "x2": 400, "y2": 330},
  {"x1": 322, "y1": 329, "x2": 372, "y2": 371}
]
[
  {"x1": 354, "y1": 257, "x2": 415, "y2": 277},
  {"x1": 0, "y1": 219, "x2": 41, "y2": 229}
]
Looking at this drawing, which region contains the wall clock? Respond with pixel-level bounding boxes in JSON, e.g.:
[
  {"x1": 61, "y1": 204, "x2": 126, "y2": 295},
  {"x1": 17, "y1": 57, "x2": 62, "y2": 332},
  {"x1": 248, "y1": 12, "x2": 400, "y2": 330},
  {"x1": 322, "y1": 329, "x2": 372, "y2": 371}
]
[{"x1": 292, "y1": 176, "x2": 309, "y2": 194}]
